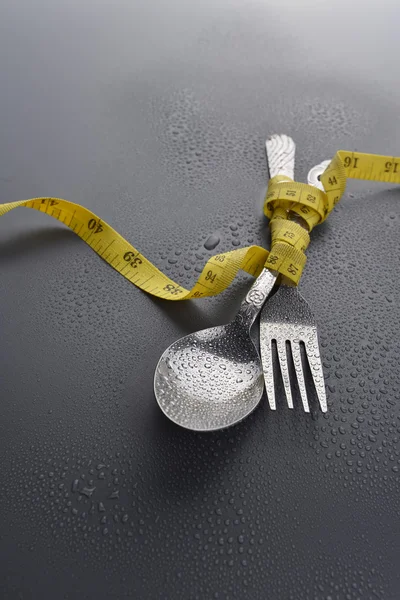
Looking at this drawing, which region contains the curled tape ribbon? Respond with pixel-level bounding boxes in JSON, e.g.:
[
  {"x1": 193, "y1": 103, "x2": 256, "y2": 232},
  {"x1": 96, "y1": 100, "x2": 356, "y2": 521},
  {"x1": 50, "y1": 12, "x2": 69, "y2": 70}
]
[
  {"x1": 264, "y1": 151, "x2": 400, "y2": 283},
  {"x1": 0, "y1": 151, "x2": 398, "y2": 296}
]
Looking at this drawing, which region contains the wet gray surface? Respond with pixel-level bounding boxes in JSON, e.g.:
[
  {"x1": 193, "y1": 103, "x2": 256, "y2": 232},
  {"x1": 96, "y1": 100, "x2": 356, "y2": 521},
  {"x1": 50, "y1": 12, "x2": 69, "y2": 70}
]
[{"x1": 1, "y1": 0, "x2": 399, "y2": 598}]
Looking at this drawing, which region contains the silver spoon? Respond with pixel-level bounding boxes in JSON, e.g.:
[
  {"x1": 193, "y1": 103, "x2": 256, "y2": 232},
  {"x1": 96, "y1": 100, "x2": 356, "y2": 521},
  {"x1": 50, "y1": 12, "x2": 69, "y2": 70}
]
[{"x1": 154, "y1": 268, "x2": 277, "y2": 431}]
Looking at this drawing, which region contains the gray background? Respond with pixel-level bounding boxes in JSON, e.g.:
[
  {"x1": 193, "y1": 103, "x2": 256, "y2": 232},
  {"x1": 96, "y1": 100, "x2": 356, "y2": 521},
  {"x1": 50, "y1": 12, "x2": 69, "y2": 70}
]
[{"x1": 1, "y1": 0, "x2": 399, "y2": 598}]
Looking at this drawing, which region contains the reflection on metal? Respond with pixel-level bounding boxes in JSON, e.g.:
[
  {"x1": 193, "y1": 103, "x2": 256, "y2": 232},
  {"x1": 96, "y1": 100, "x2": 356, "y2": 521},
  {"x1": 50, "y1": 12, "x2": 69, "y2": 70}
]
[
  {"x1": 154, "y1": 269, "x2": 277, "y2": 431},
  {"x1": 307, "y1": 159, "x2": 331, "y2": 190},
  {"x1": 260, "y1": 285, "x2": 327, "y2": 412}
]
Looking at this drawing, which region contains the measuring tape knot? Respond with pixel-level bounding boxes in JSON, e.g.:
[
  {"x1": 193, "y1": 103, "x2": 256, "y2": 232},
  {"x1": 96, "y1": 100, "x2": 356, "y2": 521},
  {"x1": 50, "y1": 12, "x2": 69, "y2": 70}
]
[{"x1": 263, "y1": 168, "x2": 348, "y2": 283}]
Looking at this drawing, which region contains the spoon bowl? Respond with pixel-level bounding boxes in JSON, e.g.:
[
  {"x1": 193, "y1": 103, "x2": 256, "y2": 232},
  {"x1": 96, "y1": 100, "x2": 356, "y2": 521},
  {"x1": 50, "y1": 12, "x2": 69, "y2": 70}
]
[
  {"x1": 154, "y1": 268, "x2": 277, "y2": 431},
  {"x1": 154, "y1": 322, "x2": 264, "y2": 431}
]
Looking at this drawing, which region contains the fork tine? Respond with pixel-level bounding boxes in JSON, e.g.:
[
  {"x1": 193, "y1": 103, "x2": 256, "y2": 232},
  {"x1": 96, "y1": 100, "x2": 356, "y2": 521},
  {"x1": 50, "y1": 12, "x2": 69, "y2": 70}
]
[
  {"x1": 262, "y1": 338, "x2": 276, "y2": 410},
  {"x1": 304, "y1": 333, "x2": 328, "y2": 412},
  {"x1": 276, "y1": 339, "x2": 294, "y2": 409},
  {"x1": 290, "y1": 342, "x2": 310, "y2": 412}
]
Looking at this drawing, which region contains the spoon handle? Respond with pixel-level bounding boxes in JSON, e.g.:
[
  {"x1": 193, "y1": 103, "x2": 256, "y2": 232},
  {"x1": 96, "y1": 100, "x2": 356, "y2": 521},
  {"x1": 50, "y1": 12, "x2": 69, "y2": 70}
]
[{"x1": 235, "y1": 268, "x2": 277, "y2": 330}]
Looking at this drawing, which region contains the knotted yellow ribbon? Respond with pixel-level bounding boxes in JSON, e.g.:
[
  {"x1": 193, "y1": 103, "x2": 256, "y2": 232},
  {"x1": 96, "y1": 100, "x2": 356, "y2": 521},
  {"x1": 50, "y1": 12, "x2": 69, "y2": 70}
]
[{"x1": 263, "y1": 151, "x2": 399, "y2": 284}]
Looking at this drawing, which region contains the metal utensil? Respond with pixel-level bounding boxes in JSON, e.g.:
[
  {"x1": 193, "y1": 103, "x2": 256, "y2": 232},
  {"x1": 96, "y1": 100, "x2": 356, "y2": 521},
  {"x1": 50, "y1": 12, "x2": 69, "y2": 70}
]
[
  {"x1": 260, "y1": 281, "x2": 327, "y2": 412},
  {"x1": 307, "y1": 159, "x2": 331, "y2": 190},
  {"x1": 154, "y1": 268, "x2": 277, "y2": 431},
  {"x1": 260, "y1": 135, "x2": 327, "y2": 412}
]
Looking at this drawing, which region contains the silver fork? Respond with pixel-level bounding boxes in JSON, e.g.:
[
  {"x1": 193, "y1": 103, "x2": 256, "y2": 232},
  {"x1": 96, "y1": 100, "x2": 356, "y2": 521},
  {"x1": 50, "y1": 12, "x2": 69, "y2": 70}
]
[{"x1": 260, "y1": 135, "x2": 327, "y2": 413}]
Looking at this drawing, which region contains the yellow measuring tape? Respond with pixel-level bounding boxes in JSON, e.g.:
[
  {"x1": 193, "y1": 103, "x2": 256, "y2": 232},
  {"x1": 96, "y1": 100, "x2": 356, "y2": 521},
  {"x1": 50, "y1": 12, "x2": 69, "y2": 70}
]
[
  {"x1": 264, "y1": 151, "x2": 400, "y2": 283},
  {"x1": 0, "y1": 151, "x2": 398, "y2": 296}
]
